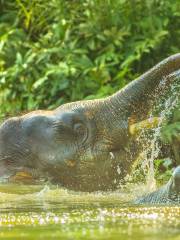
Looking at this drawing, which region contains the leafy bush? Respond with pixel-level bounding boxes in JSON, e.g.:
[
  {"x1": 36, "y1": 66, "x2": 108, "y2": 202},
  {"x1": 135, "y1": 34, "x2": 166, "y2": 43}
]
[
  {"x1": 161, "y1": 102, "x2": 180, "y2": 164},
  {"x1": 0, "y1": 0, "x2": 179, "y2": 118},
  {"x1": 161, "y1": 104, "x2": 180, "y2": 143}
]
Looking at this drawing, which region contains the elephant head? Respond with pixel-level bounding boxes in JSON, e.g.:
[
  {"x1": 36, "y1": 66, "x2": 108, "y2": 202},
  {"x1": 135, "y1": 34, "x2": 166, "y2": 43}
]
[{"x1": 0, "y1": 54, "x2": 180, "y2": 191}]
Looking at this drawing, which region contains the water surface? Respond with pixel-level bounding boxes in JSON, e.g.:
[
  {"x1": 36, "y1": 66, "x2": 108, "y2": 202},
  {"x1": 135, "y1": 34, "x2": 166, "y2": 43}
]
[{"x1": 0, "y1": 185, "x2": 179, "y2": 240}]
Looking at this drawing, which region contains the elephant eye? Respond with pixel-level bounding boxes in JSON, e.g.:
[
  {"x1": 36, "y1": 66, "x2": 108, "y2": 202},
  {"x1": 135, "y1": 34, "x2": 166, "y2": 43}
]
[
  {"x1": 73, "y1": 122, "x2": 88, "y2": 143},
  {"x1": 73, "y1": 123, "x2": 86, "y2": 136}
]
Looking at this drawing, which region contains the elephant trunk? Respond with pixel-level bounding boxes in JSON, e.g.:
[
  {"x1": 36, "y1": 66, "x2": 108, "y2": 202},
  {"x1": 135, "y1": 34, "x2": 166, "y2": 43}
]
[
  {"x1": 106, "y1": 53, "x2": 180, "y2": 118},
  {"x1": 94, "y1": 54, "x2": 180, "y2": 149}
]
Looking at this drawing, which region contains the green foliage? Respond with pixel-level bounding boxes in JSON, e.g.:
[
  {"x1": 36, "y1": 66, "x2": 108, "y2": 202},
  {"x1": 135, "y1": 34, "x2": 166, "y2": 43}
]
[
  {"x1": 0, "y1": 0, "x2": 179, "y2": 118},
  {"x1": 154, "y1": 158, "x2": 174, "y2": 184},
  {"x1": 161, "y1": 104, "x2": 180, "y2": 143},
  {"x1": 161, "y1": 102, "x2": 180, "y2": 166}
]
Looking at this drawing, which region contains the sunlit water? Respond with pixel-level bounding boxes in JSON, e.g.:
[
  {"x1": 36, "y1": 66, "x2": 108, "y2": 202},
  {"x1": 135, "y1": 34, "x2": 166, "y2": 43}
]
[{"x1": 0, "y1": 185, "x2": 179, "y2": 240}]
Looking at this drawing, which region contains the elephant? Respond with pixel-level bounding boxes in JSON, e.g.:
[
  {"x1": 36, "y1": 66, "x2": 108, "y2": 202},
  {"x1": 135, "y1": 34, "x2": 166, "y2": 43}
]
[
  {"x1": 0, "y1": 54, "x2": 179, "y2": 203},
  {"x1": 135, "y1": 166, "x2": 180, "y2": 204}
]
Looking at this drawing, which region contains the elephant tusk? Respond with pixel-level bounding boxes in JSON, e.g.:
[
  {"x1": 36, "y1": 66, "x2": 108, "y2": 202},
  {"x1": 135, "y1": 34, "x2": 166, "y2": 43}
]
[
  {"x1": 129, "y1": 117, "x2": 164, "y2": 135},
  {"x1": 109, "y1": 152, "x2": 115, "y2": 159}
]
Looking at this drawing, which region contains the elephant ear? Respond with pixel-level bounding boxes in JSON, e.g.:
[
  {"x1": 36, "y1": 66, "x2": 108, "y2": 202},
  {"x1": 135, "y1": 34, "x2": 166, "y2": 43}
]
[{"x1": 111, "y1": 53, "x2": 180, "y2": 119}]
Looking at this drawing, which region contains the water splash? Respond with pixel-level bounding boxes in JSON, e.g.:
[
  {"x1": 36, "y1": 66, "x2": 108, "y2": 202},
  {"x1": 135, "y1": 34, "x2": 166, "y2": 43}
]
[{"x1": 137, "y1": 70, "x2": 180, "y2": 191}]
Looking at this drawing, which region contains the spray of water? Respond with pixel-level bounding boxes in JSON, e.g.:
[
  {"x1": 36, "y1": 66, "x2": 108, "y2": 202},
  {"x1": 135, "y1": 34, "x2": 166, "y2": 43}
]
[{"x1": 137, "y1": 70, "x2": 180, "y2": 191}]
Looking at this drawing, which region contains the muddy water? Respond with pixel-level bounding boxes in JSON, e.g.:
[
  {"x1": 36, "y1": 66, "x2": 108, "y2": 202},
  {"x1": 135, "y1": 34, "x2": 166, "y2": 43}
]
[{"x1": 0, "y1": 185, "x2": 179, "y2": 240}]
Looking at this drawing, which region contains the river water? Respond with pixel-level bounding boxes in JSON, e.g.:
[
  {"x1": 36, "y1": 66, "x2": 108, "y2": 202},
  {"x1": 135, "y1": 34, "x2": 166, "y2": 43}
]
[{"x1": 0, "y1": 185, "x2": 179, "y2": 240}]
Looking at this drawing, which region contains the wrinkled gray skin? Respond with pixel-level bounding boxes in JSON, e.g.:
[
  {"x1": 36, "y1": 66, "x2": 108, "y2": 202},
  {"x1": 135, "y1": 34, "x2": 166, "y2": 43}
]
[
  {"x1": 0, "y1": 54, "x2": 180, "y2": 203},
  {"x1": 135, "y1": 166, "x2": 180, "y2": 204}
]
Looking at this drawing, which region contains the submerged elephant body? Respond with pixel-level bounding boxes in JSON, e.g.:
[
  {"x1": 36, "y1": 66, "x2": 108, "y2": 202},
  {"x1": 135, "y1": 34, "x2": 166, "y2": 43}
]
[
  {"x1": 135, "y1": 166, "x2": 180, "y2": 204},
  {"x1": 0, "y1": 54, "x2": 180, "y2": 203}
]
